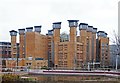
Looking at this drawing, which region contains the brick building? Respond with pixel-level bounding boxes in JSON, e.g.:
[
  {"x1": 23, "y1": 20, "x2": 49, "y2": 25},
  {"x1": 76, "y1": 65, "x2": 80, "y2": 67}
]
[
  {"x1": 0, "y1": 42, "x2": 19, "y2": 68},
  {"x1": 9, "y1": 20, "x2": 110, "y2": 69},
  {"x1": 96, "y1": 31, "x2": 110, "y2": 68},
  {"x1": 0, "y1": 42, "x2": 11, "y2": 68}
]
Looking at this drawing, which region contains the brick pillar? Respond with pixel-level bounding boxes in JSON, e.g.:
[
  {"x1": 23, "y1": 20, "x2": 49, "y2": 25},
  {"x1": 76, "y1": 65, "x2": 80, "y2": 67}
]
[
  {"x1": 53, "y1": 22, "x2": 61, "y2": 68},
  {"x1": 68, "y1": 20, "x2": 79, "y2": 69},
  {"x1": 92, "y1": 28, "x2": 97, "y2": 64},
  {"x1": 18, "y1": 29, "x2": 25, "y2": 58},
  {"x1": 79, "y1": 23, "x2": 88, "y2": 67},
  {"x1": 9, "y1": 30, "x2": 17, "y2": 58},
  {"x1": 86, "y1": 26, "x2": 93, "y2": 64}
]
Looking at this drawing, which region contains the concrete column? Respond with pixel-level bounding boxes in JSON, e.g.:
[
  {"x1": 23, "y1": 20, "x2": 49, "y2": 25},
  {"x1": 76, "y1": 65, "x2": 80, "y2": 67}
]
[{"x1": 118, "y1": 1, "x2": 120, "y2": 36}]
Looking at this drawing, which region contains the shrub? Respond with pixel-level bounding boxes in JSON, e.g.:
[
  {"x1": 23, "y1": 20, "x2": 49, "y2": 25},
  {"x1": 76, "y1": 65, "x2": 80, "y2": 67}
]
[
  {"x1": 2, "y1": 74, "x2": 20, "y2": 82},
  {"x1": 41, "y1": 66, "x2": 48, "y2": 70},
  {"x1": 2, "y1": 74, "x2": 38, "y2": 82}
]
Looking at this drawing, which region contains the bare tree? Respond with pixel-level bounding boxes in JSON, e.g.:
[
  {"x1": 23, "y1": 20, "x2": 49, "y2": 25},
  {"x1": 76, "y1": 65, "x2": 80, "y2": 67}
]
[
  {"x1": 111, "y1": 31, "x2": 120, "y2": 70},
  {"x1": 112, "y1": 31, "x2": 120, "y2": 54}
]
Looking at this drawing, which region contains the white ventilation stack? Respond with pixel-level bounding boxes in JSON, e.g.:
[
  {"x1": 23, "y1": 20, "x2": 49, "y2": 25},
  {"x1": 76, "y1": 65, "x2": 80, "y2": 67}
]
[{"x1": 118, "y1": 1, "x2": 120, "y2": 36}]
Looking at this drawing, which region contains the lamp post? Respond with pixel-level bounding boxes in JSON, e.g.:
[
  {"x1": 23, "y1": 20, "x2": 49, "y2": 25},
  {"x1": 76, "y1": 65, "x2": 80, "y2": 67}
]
[
  {"x1": 88, "y1": 62, "x2": 90, "y2": 71},
  {"x1": 115, "y1": 54, "x2": 118, "y2": 71},
  {"x1": 115, "y1": 48, "x2": 119, "y2": 71}
]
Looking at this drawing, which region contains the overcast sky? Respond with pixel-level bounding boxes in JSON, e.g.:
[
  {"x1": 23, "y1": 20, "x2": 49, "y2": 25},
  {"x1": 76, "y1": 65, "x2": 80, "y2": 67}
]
[{"x1": 0, "y1": 0, "x2": 119, "y2": 43}]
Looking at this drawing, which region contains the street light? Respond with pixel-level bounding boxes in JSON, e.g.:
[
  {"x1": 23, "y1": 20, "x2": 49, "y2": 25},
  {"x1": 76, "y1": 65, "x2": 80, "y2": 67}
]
[
  {"x1": 115, "y1": 49, "x2": 119, "y2": 71},
  {"x1": 115, "y1": 54, "x2": 118, "y2": 70},
  {"x1": 88, "y1": 62, "x2": 90, "y2": 71}
]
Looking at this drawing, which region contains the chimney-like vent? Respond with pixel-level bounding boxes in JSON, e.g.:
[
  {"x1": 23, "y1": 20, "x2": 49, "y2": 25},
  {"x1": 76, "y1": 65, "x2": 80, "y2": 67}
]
[
  {"x1": 48, "y1": 29, "x2": 53, "y2": 35},
  {"x1": 26, "y1": 27, "x2": 33, "y2": 32},
  {"x1": 92, "y1": 28, "x2": 97, "y2": 33},
  {"x1": 67, "y1": 20, "x2": 79, "y2": 27},
  {"x1": 9, "y1": 30, "x2": 17, "y2": 36},
  {"x1": 79, "y1": 23, "x2": 88, "y2": 30},
  {"x1": 87, "y1": 26, "x2": 93, "y2": 32},
  {"x1": 18, "y1": 29, "x2": 25, "y2": 35},
  {"x1": 97, "y1": 31, "x2": 107, "y2": 37},
  {"x1": 34, "y1": 26, "x2": 41, "y2": 33},
  {"x1": 53, "y1": 22, "x2": 61, "y2": 29}
]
